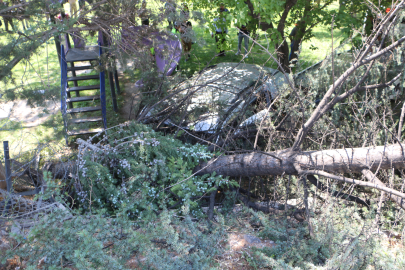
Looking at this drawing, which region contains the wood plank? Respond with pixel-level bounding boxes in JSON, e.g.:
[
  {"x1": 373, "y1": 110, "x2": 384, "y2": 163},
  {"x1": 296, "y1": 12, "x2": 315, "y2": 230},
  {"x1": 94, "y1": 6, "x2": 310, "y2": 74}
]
[
  {"x1": 69, "y1": 116, "x2": 103, "y2": 124},
  {"x1": 67, "y1": 84, "x2": 100, "y2": 92},
  {"x1": 67, "y1": 106, "x2": 101, "y2": 114},
  {"x1": 67, "y1": 75, "x2": 99, "y2": 81},
  {"x1": 67, "y1": 128, "x2": 104, "y2": 136},
  {"x1": 66, "y1": 95, "x2": 100, "y2": 103},
  {"x1": 65, "y1": 48, "x2": 99, "y2": 62}
]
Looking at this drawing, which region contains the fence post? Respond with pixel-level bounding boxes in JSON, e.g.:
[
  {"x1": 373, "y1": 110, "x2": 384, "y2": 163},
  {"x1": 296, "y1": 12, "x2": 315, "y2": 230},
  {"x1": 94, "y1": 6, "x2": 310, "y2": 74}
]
[{"x1": 3, "y1": 141, "x2": 11, "y2": 193}]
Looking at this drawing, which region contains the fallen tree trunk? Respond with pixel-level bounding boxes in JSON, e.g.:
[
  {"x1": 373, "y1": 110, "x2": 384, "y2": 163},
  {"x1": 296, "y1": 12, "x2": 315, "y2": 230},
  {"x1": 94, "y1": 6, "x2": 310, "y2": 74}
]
[
  {"x1": 194, "y1": 144, "x2": 405, "y2": 208},
  {"x1": 195, "y1": 144, "x2": 405, "y2": 177}
]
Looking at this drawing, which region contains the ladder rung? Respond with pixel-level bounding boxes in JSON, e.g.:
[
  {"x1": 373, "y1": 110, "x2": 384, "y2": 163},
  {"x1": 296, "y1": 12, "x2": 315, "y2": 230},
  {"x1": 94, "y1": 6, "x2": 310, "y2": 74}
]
[
  {"x1": 67, "y1": 106, "x2": 102, "y2": 114},
  {"x1": 67, "y1": 75, "x2": 99, "y2": 81},
  {"x1": 67, "y1": 128, "x2": 104, "y2": 136},
  {"x1": 69, "y1": 116, "x2": 103, "y2": 124},
  {"x1": 67, "y1": 84, "x2": 100, "y2": 92},
  {"x1": 66, "y1": 95, "x2": 100, "y2": 103},
  {"x1": 67, "y1": 65, "x2": 93, "y2": 71}
]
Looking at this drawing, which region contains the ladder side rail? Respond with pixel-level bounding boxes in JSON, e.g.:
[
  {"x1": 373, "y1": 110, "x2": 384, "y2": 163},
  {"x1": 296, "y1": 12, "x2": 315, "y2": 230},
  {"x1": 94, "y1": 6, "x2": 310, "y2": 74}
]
[
  {"x1": 65, "y1": 33, "x2": 80, "y2": 91},
  {"x1": 61, "y1": 45, "x2": 69, "y2": 145},
  {"x1": 102, "y1": 33, "x2": 118, "y2": 112},
  {"x1": 99, "y1": 43, "x2": 107, "y2": 130}
]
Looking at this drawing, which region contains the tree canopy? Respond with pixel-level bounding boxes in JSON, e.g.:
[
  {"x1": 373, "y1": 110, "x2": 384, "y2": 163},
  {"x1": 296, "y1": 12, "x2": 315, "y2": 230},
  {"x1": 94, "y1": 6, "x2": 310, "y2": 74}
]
[{"x1": 188, "y1": 0, "x2": 397, "y2": 70}]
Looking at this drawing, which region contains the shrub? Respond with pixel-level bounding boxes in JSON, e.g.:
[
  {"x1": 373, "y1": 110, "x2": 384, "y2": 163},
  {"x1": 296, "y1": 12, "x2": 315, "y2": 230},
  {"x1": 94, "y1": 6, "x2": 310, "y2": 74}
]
[{"x1": 75, "y1": 122, "x2": 238, "y2": 217}]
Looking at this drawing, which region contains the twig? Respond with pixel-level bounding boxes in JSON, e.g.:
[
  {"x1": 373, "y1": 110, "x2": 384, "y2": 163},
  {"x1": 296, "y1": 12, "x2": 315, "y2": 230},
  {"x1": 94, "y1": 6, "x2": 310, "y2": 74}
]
[{"x1": 398, "y1": 102, "x2": 405, "y2": 139}]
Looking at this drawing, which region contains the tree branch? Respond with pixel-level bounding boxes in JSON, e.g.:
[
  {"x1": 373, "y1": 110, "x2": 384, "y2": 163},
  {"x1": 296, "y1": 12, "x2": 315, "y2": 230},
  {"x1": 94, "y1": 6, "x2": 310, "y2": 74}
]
[
  {"x1": 298, "y1": 168, "x2": 405, "y2": 199},
  {"x1": 293, "y1": 34, "x2": 405, "y2": 150},
  {"x1": 0, "y1": 2, "x2": 29, "y2": 15},
  {"x1": 306, "y1": 175, "x2": 369, "y2": 208},
  {"x1": 362, "y1": 169, "x2": 405, "y2": 210}
]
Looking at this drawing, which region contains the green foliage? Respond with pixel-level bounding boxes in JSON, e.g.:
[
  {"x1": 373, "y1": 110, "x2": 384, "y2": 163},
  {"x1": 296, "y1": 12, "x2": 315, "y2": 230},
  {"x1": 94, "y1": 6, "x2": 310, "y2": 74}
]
[
  {"x1": 4, "y1": 171, "x2": 226, "y2": 269},
  {"x1": 240, "y1": 203, "x2": 405, "y2": 269},
  {"x1": 4, "y1": 204, "x2": 226, "y2": 269},
  {"x1": 76, "y1": 122, "x2": 238, "y2": 217}
]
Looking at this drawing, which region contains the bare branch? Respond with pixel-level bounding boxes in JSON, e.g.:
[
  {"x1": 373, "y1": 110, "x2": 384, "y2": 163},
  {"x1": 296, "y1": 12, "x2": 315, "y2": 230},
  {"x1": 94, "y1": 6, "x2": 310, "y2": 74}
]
[
  {"x1": 0, "y1": 2, "x2": 29, "y2": 15},
  {"x1": 294, "y1": 164, "x2": 405, "y2": 199},
  {"x1": 293, "y1": 35, "x2": 405, "y2": 150},
  {"x1": 362, "y1": 169, "x2": 405, "y2": 210}
]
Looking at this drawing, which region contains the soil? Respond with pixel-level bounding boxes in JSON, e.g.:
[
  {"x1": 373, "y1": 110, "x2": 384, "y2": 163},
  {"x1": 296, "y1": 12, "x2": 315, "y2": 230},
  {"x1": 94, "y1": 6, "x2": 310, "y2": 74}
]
[{"x1": 119, "y1": 82, "x2": 141, "y2": 121}]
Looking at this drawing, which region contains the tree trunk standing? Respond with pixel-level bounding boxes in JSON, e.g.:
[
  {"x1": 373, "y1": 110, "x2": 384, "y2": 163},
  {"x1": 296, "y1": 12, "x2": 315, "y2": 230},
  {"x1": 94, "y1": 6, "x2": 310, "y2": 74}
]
[
  {"x1": 275, "y1": 0, "x2": 298, "y2": 72},
  {"x1": 243, "y1": 0, "x2": 262, "y2": 43},
  {"x1": 277, "y1": 41, "x2": 290, "y2": 71},
  {"x1": 290, "y1": 33, "x2": 301, "y2": 64},
  {"x1": 289, "y1": 1, "x2": 310, "y2": 64}
]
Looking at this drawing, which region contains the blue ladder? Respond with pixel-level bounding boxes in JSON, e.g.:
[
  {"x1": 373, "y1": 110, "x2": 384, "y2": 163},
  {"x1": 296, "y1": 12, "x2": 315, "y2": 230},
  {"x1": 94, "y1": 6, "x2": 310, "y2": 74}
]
[{"x1": 60, "y1": 43, "x2": 108, "y2": 144}]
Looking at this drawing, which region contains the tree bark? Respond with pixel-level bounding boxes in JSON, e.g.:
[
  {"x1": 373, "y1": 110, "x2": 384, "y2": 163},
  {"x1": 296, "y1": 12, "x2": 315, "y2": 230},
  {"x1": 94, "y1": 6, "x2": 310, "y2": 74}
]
[
  {"x1": 195, "y1": 144, "x2": 405, "y2": 177},
  {"x1": 275, "y1": 0, "x2": 298, "y2": 72}
]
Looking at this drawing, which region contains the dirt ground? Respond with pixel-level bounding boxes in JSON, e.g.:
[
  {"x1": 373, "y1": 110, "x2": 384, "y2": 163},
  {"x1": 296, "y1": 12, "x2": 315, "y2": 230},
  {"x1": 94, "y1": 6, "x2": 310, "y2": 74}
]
[{"x1": 119, "y1": 82, "x2": 141, "y2": 121}]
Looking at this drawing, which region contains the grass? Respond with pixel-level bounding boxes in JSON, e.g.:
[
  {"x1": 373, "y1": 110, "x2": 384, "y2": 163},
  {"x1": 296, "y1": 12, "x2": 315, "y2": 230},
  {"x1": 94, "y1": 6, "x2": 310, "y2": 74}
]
[{"x1": 0, "y1": 0, "x2": 351, "y2": 157}]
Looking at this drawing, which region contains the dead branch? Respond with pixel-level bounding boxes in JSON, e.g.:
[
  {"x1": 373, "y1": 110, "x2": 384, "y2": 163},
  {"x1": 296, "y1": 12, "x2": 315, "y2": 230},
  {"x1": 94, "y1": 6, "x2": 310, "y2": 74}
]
[
  {"x1": 306, "y1": 175, "x2": 369, "y2": 208},
  {"x1": 293, "y1": 26, "x2": 405, "y2": 150},
  {"x1": 362, "y1": 169, "x2": 405, "y2": 209}
]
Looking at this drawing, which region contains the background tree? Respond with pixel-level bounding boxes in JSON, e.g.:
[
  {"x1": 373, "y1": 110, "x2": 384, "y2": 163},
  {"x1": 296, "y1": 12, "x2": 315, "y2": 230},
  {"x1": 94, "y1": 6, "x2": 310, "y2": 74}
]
[
  {"x1": 0, "y1": 0, "x2": 163, "y2": 86},
  {"x1": 190, "y1": 0, "x2": 396, "y2": 71}
]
